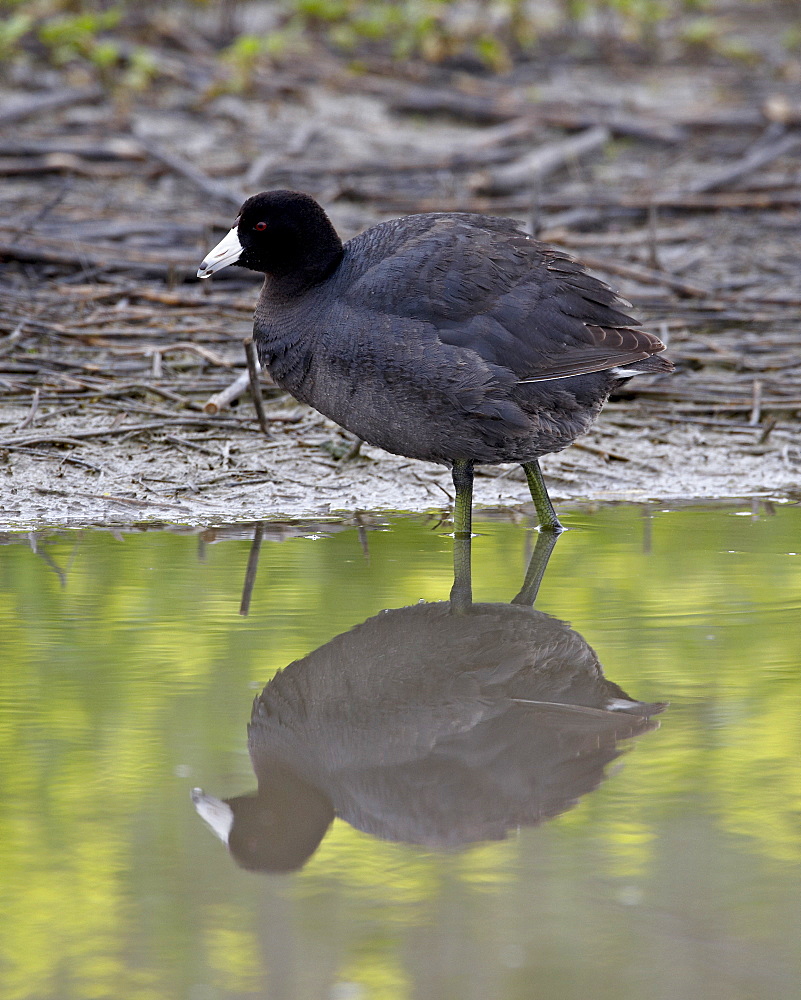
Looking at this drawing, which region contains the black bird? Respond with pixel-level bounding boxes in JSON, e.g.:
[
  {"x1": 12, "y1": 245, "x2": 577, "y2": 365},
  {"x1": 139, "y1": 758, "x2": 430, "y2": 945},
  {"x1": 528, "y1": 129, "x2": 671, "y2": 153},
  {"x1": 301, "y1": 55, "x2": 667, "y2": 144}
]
[
  {"x1": 192, "y1": 534, "x2": 665, "y2": 873},
  {"x1": 198, "y1": 191, "x2": 672, "y2": 533}
]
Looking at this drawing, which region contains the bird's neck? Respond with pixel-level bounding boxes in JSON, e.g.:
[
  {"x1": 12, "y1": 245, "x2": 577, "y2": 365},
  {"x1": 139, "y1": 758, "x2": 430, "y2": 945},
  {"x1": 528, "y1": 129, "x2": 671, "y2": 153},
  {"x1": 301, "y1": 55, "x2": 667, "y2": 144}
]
[{"x1": 268, "y1": 256, "x2": 342, "y2": 299}]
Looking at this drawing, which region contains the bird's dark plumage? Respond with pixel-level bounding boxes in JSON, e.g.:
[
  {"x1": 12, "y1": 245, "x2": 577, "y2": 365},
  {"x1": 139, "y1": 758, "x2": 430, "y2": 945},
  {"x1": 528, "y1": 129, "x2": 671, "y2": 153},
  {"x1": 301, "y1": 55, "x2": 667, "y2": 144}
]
[
  {"x1": 198, "y1": 191, "x2": 672, "y2": 527},
  {"x1": 192, "y1": 598, "x2": 664, "y2": 872}
]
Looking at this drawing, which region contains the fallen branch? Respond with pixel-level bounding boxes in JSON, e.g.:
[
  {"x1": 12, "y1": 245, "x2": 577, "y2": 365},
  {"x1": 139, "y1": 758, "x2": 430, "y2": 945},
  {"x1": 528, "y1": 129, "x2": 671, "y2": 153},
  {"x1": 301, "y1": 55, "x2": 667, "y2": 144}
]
[
  {"x1": 0, "y1": 233, "x2": 195, "y2": 272},
  {"x1": 244, "y1": 338, "x2": 271, "y2": 438},
  {"x1": 379, "y1": 82, "x2": 684, "y2": 142},
  {"x1": 134, "y1": 133, "x2": 246, "y2": 208},
  {"x1": 14, "y1": 387, "x2": 40, "y2": 431},
  {"x1": 673, "y1": 130, "x2": 801, "y2": 197},
  {"x1": 245, "y1": 123, "x2": 319, "y2": 187},
  {"x1": 0, "y1": 86, "x2": 103, "y2": 127},
  {"x1": 155, "y1": 342, "x2": 233, "y2": 367},
  {"x1": 576, "y1": 253, "x2": 715, "y2": 298},
  {"x1": 204, "y1": 370, "x2": 251, "y2": 415},
  {"x1": 544, "y1": 223, "x2": 701, "y2": 247},
  {"x1": 0, "y1": 138, "x2": 144, "y2": 160},
  {"x1": 34, "y1": 486, "x2": 190, "y2": 510},
  {"x1": 0, "y1": 153, "x2": 149, "y2": 179},
  {"x1": 362, "y1": 188, "x2": 801, "y2": 216},
  {"x1": 0, "y1": 416, "x2": 261, "y2": 450},
  {"x1": 239, "y1": 522, "x2": 265, "y2": 616},
  {"x1": 469, "y1": 125, "x2": 611, "y2": 195}
]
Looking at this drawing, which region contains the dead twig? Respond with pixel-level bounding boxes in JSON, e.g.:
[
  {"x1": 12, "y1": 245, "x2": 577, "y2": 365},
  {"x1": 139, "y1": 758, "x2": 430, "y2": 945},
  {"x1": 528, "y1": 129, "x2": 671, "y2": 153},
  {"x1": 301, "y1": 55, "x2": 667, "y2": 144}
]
[
  {"x1": 0, "y1": 138, "x2": 144, "y2": 160},
  {"x1": 0, "y1": 87, "x2": 103, "y2": 127},
  {"x1": 244, "y1": 338, "x2": 271, "y2": 438},
  {"x1": 13, "y1": 446, "x2": 105, "y2": 472},
  {"x1": 145, "y1": 343, "x2": 234, "y2": 368},
  {"x1": 245, "y1": 123, "x2": 319, "y2": 187},
  {"x1": 134, "y1": 133, "x2": 246, "y2": 208},
  {"x1": 34, "y1": 487, "x2": 189, "y2": 510},
  {"x1": 571, "y1": 440, "x2": 661, "y2": 473},
  {"x1": 676, "y1": 130, "x2": 801, "y2": 197},
  {"x1": 204, "y1": 369, "x2": 251, "y2": 414},
  {"x1": 576, "y1": 252, "x2": 715, "y2": 298},
  {"x1": 749, "y1": 380, "x2": 763, "y2": 426},
  {"x1": 0, "y1": 233, "x2": 195, "y2": 272},
  {"x1": 544, "y1": 224, "x2": 701, "y2": 248},
  {"x1": 757, "y1": 417, "x2": 778, "y2": 444},
  {"x1": 0, "y1": 322, "x2": 26, "y2": 357},
  {"x1": 0, "y1": 416, "x2": 257, "y2": 451},
  {"x1": 14, "y1": 388, "x2": 40, "y2": 431},
  {"x1": 378, "y1": 81, "x2": 684, "y2": 143},
  {"x1": 365, "y1": 189, "x2": 801, "y2": 216},
  {"x1": 469, "y1": 125, "x2": 611, "y2": 196},
  {"x1": 647, "y1": 203, "x2": 661, "y2": 270},
  {"x1": 239, "y1": 522, "x2": 265, "y2": 616},
  {"x1": 164, "y1": 434, "x2": 221, "y2": 457},
  {"x1": 0, "y1": 153, "x2": 150, "y2": 179}
]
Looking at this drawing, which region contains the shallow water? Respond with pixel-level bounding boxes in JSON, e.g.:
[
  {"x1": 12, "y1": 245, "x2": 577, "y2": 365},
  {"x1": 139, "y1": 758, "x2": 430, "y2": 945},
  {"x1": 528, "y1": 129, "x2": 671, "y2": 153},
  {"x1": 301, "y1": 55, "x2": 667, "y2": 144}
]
[{"x1": 1, "y1": 502, "x2": 800, "y2": 1000}]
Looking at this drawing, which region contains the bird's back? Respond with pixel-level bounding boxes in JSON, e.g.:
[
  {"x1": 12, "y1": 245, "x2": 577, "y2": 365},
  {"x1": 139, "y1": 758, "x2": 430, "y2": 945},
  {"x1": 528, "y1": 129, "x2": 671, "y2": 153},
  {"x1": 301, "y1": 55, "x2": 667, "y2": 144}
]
[{"x1": 254, "y1": 212, "x2": 670, "y2": 464}]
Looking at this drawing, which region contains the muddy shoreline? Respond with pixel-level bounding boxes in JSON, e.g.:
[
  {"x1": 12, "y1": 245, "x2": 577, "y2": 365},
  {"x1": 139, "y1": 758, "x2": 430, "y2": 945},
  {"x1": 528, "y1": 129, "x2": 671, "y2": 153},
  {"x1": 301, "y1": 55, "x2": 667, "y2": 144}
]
[
  {"x1": 1, "y1": 394, "x2": 796, "y2": 531},
  {"x1": 2, "y1": 15, "x2": 801, "y2": 531}
]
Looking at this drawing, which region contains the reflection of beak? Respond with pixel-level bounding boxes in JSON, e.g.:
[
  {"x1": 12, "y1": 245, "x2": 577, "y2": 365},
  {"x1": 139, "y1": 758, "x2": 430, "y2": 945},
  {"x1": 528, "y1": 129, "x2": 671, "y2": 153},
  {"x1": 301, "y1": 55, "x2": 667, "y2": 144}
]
[
  {"x1": 197, "y1": 227, "x2": 242, "y2": 278},
  {"x1": 192, "y1": 787, "x2": 234, "y2": 844}
]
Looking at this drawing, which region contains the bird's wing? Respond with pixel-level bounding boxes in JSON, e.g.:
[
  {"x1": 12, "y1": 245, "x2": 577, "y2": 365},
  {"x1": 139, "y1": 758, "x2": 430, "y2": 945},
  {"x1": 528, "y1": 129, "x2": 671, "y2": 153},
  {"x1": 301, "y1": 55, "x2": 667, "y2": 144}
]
[{"x1": 344, "y1": 216, "x2": 667, "y2": 382}]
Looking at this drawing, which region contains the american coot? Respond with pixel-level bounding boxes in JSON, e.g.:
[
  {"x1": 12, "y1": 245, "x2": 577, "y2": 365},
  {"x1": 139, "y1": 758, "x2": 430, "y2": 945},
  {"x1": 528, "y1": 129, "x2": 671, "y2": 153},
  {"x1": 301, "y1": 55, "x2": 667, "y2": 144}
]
[
  {"x1": 192, "y1": 534, "x2": 664, "y2": 872},
  {"x1": 198, "y1": 191, "x2": 672, "y2": 532}
]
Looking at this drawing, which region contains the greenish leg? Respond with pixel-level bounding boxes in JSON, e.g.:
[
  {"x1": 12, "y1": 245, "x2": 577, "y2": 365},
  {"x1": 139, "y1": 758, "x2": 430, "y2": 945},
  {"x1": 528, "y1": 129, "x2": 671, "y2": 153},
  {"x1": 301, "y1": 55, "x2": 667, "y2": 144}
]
[
  {"x1": 522, "y1": 460, "x2": 564, "y2": 533},
  {"x1": 449, "y1": 460, "x2": 475, "y2": 614},
  {"x1": 451, "y1": 459, "x2": 474, "y2": 539},
  {"x1": 450, "y1": 534, "x2": 473, "y2": 613},
  {"x1": 510, "y1": 529, "x2": 561, "y2": 606}
]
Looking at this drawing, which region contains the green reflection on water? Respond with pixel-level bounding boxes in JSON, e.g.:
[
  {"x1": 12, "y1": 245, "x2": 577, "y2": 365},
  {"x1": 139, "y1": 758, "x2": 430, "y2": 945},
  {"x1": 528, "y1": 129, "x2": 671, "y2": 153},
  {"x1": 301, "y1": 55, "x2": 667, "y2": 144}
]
[{"x1": 0, "y1": 504, "x2": 800, "y2": 1000}]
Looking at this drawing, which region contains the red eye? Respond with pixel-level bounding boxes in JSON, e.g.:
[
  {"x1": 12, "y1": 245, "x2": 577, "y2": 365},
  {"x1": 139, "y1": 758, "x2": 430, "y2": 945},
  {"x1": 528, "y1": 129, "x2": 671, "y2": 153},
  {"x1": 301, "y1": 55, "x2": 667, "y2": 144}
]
[{"x1": 254, "y1": 221, "x2": 267, "y2": 231}]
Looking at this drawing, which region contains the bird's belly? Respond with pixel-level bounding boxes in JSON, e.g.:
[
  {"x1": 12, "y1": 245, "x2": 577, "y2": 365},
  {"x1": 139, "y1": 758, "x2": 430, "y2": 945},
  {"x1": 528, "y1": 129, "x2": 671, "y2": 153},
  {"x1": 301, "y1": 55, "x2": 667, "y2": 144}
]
[
  {"x1": 294, "y1": 375, "x2": 462, "y2": 463},
  {"x1": 276, "y1": 365, "x2": 601, "y2": 466}
]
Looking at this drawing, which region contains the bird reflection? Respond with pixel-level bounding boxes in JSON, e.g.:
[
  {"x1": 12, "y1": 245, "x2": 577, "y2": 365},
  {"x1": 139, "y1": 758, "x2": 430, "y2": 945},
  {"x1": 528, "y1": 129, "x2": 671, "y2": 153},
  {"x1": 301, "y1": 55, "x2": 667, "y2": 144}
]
[{"x1": 193, "y1": 532, "x2": 665, "y2": 873}]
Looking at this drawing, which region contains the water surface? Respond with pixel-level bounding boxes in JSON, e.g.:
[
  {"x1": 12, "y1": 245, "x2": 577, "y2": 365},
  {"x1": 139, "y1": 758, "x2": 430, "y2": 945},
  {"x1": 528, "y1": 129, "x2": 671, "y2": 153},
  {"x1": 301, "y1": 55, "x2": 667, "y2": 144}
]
[{"x1": 1, "y1": 503, "x2": 800, "y2": 1000}]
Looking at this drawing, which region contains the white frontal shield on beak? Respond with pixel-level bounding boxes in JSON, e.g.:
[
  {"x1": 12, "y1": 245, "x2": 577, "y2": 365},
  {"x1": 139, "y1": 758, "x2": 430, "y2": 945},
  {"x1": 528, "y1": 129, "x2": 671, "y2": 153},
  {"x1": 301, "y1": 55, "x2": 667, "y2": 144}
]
[{"x1": 197, "y1": 226, "x2": 243, "y2": 278}]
